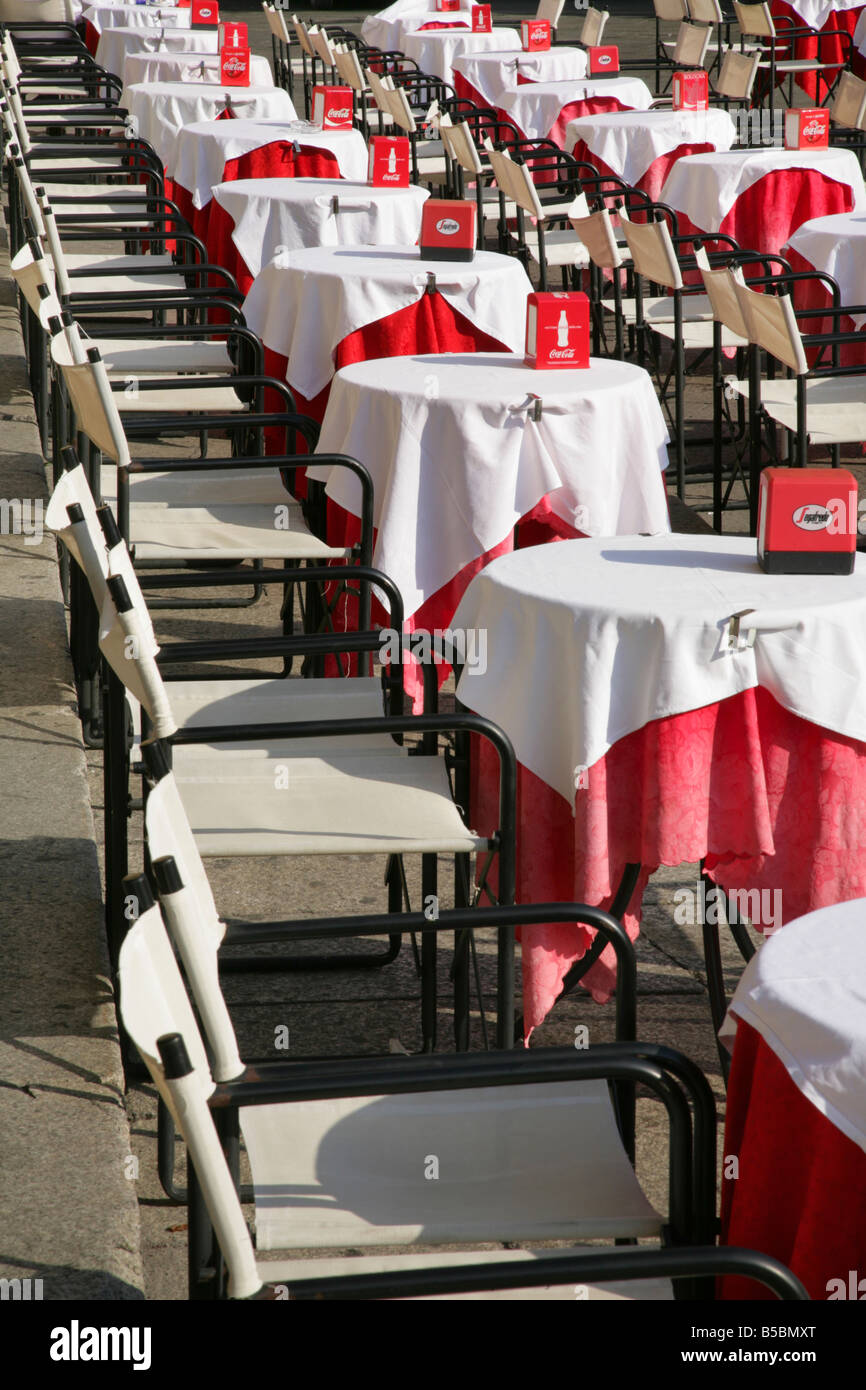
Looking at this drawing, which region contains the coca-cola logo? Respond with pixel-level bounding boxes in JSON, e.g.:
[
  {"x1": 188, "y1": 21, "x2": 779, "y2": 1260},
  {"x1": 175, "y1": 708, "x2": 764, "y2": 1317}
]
[
  {"x1": 802, "y1": 118, "x2": 825, "y2": 140},
  {"x1": 792, "y1": 504, "x2": 832, "y2": 531},
  {"x1": 223, "y1": 56, "x2": 246, "y2": 73},
  {"x1": 435, "y1": 217, "x2": 459, "y2": 234},
  {"x1": 326, "y1": 107, "x2": 351, "y2": 119},
  {"x1": 548, "y1": 348, "x2": 576, "y2": 358}
]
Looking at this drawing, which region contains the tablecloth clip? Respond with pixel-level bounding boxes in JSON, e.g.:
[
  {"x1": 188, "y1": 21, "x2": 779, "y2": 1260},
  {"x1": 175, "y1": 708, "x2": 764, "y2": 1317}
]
[
  {"x1": 331, "y1": 194, "x2": 340, "y2": 215},
  {"x1": 425, "y1": 271, "x2": 437, "y2": 294},
  {"x1": 223, "y1": 92, "x2": 234, "y2": 114},
  {"x1": 726, "y1": 608, "x2": 757, "y2": 650},
  {"x1": 528, "y1": 392, "x2": 542, "y2": 421},
  {"x1": 292, "y1": 139, "x2": 301, "y2": 154}
]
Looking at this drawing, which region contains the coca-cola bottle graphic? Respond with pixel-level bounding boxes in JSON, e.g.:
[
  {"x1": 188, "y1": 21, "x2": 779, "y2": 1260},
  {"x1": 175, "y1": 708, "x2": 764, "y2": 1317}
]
[
  {"x1": 556, "y1": 310, "x2": 569, "y2": 348},
  {"x1": 387, "y1": 147, "x2": 397, "y2": 175}
]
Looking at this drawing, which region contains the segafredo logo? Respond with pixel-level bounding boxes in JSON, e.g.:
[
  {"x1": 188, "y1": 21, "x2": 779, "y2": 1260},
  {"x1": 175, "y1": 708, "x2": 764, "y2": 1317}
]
[
  {"x1": 793, "y1": 503, "x2": 832, "y2": 531},
  {"x1": 198, "y1": 5, "x2": 214, "y2": 14},
  {"x1": 596, "y1": 52, "x2": 612, "y2": 65},
  {"x1": 435, "y1": 217, "x2": 459, "y2": 235}
]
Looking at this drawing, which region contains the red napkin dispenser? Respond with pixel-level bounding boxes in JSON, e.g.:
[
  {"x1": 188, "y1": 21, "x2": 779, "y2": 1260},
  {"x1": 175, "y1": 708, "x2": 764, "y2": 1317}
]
[
  {"x1": 191, "y1": 0, "x2": 218, "y2": 25},
  {"x1": 757, "y1": 467, "x2": 857, "y2": 574},
  {"x1": 525, "y1": 291, "x2": 590, "y2": 369},
  {"x1": 672, "y1": 68, "x2": 708, "y2": 110},
  {"x1": 521, "y1": 19, "x2": 551, "y2": 50},
  {"x1": 368, "y1": 135, "x2": 411, "y2": 187},
  {"x1": 784, "y1": 107, "x2": 830, "y2": 149},
  {"x1": 220, "y1": 42, "x2": 250, "y2": 86},
  {"x1": 587, "y1": 45, "x2": 619, "y2": 75},
  {"x1": 436, "y1": 0, "x2": 461, "y2": 10},
  {"x1": 311, "y1": 85, "x2": 354, "y2": 129},
  {"x1": 218, "y1": 20, "x2": 247, "y2": 47},
  {"x1": 419, "y1": 199, "x2": 476, "y2": 260},
  {"x1": 471, "y1": 4, "x2": 492, "y2": 31}
]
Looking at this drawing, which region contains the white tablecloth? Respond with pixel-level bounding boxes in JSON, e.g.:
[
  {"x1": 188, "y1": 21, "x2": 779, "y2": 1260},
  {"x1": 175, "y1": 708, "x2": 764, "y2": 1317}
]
[
  {"x1": 785, "y1": 211, "x2": 866, "y2": 327},
  {"x1": 780, "y1": 0, "x2": 863, "y2": 31},
  {"x1": 721, "y1": 897, "x2": 866, "y2": 1155},
  {"x1": 855, "y1": 6, "x2": 866, "y2": 53},
  {"x1": 565, "y1": 108, "x2": 737, "y2": 188},
  {"x1": 212, "y1": 179, "x2": 429, "y2": 278},
  {"x1": 83, "y1": 3, "x2": 191, "y2": 36},
  {"x1": 120, "y1": 81, "x2": 296, "y2": 173},
  {"x1": 402, "y1": 28, "x2": 521, "y2": 84},
  {"x1": 242, "y1": 245, "x2": 532, "y2": 400},
  {"x1": 452, "y1": 46, "x2": 588, "y2": 106},
  {"x1": 122, "y1": 50, "x2": 273, "y2": 88},
  {"x1": 97, "y1": 25, "x2": 218, "y2": 77},
  {"x1": 660, "y1": 148, "x2": 866, "y2": 235},
  {"x1": 309, "y1": 353, "x2": 671, "y2": 619},
  {"x1": 172, "y1": 119, "x2": 369, "y2": 209},
  {"x1": 362, "y1": 1, "x2": 472, "y2": 54},
  {"x1": 452, "y1": 534, "x2": 866, "y2": 804},
  {"x1": 497, "y1": 77, "x2": 654, "y2": 141}
]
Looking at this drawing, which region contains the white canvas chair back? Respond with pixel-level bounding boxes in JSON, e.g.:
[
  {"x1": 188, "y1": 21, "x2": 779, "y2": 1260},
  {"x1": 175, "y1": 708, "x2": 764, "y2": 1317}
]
[
  {"x1": 688, "y1": 0, "x2": 724, "y2": 21},
  {"x1": 310, "y1": 26, "x2": 338, "y2": 71},
  {"x1": 0, "y1": 0, "x2": 74, "y2": 19},
  {"x1": 570, "y1": 204, "x2": 623, "y2": 269},
  {"x1": 733, "y1": 278, "x2": 809, "y2": 374},
  {"x1": 488, "y1": 146, "x2": 544, "y2": 219},
  {"x1": 579, "y1": 5, "x2": 610, "y2": 47},
  {"x1": 618, "y1": 208, "x2": 683, "y2": 290},
  {"x1": 291, "y1": 15, "x2": 317, "y2": 57},
  {"x1": 146, "y1": 783, "x2": 243, "y2": 1084},
  {"x1": 387, "y1": 84, "x2": 418, "y2": 136},
  {"x1": 272, "y1": 7, "x2": 291, "y2": 44},
  {"x1": 733, "y1": 0, "x2": 775, "y2": 38},
  {"x1": 3, "y1": 90, "x2": 32, "y2": 155},
  {"x1": 535, "y1": 0, "x2": 566, "y2": 28},
  {"x1": 673, "y1": 20, "x2": 712, "y2": 66},
  {"x1": 831, "y1": 70, "x2": 866, "y2": 131},
  {"x1": 365, "y1": 65, "x2": 397, "y2": 119},
  {"x1": 50, "y1": 322, "x2": 130, "y2": 464},
  {"x1": 262, "y1": 3, "x2": 280, "y2": 41},
  {"x1": 696, "y1": 245, "x2": 749, "y2": 337},
  {"x1": 9, "y1": 238, "x2": 59, "y2": 316},
  {"x1": 1, "y1": 38, "x2": 23, "y2": 87},
  {"x1": 714, "y1": 46, "x2": 760, "y2": 100},
  {"x1": 118, "y1": 904, "x2": 262, "y2": 1299},
  {"x1": 334, "y1": 44, "x2": 366, "y2": 94},
  {"x1": 653, "y1": 0, "x2": 689, "y2": 21},
  {"x1": 440, "y1": 120, "x2": 483, "y2": 177}
]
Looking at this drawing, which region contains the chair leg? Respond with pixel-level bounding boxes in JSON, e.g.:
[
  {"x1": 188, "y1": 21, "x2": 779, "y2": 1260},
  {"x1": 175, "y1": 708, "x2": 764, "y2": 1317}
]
[{"x1": 420, "y1": 852, "x2": 438, "y2": 1052}]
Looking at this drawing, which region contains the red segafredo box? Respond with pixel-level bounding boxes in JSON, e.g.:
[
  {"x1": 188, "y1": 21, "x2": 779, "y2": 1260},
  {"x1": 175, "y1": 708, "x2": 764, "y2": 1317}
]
[
  {"x1": 220, "y1": 44, "x2": 250, "y2": 85},
  {"x1": 471, "y1": 3, "x2": 492, "y2": 31},
  {"x1": 218, "y1": 20, "x2": 247, "y2": 46},
  {"x1": 436, "y1": 0, "x2": 461, "y2": 10},
  {"x1": 784, "y1": 107, "x2": 830, "y2": 149},
  {"x1": 311, "y1": 85, "x2": 354, "y2": 129},
  {"x1": 368, "y1": 135, "x2": 411, "y2": 186},
  {"x1": 419, "y1": 198, "x2": 476, "y2": 260},
  {"x1": 191, "y1": 0, "x2": 219, "y2": 25},
  {"x1": 672, "y1": 68, "x2": 709, "y2": 110},
  {"x1": 525, "y1": 291, "x2": 590, "y2": 369},
  {"x1": 757, "y1": 467, "x2": 857, "y2": 574},
  {"x1": 521, "y1": 18, "x2": 551, "y2": 50},
  {"x1": 587, "y1": 44, "x2": 619, "y2": 74}
]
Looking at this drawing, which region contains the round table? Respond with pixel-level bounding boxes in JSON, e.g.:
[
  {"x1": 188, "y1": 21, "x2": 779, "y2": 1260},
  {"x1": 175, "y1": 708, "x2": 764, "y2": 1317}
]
[
  {"x1": 854, "y1": 5, "x2": 866, "y2": 73},
  {"x1": 659, "y1": 147, "x2": 866, "y2": 259},
  {"x1": 207, "y1": 179, "x2": 429, "y2": 294},
  {"x1": 120, "y1": 80, "x2": 297, "y2": 173},
  {"x1": 771, "y1": 0, "x2": 864, "y2": 99},
  {"x1": 170, "y1": 118, "x2": 369, "y2": 239},
  {"x1": 242, "y1": 244, "x2": 532, "y2": 418},
  {"x1": 452, "y1": 534, "x2": 866, "y2": 1034},
  {"x1": 121, "y1": 50, "x2": 273, "y2": 89},
  {"x1": 496, "y1": 77, "x2": 654, "y2": 148},
  {"x1": 566, "y1": 108, "x2": 736, "y2": 204},
  {"x1": 310, "y1": 352, "x2": 671, "y2": 625},
  {"x1": 401, "y1": 27, "x2": 522, "y2": 85},
  {"x1": 784, "y1": 210, "x2": 866, "y2": 365},
  {"x1": 720, "y1": 898, "x2": 866, "y2": 1300},
  {"x1": 82, "y1": 2, "x2": 191, "y2": 52},
  {"x1": 451, "y1": 46, "x2": 588, "y2": 109},
  {"x1": 96, "y1": 25, "x2": 218, "y2": 78},
  {"x1": 362, "y1": 5, "x2": 472, "y2": 53}
]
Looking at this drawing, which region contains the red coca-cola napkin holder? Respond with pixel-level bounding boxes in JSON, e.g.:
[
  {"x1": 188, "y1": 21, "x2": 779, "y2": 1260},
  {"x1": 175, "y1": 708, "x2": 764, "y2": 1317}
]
[
  {"x1": 757, "y1": 467, "x2": 857, "y2": 574},
  {"x1": 587, "y1": 45, "x2": 619, "y2": 75},
  {"x1": 419, "y1": 199, "x2": 476, "y2": 260},
  {"x1": 436, "y1": 0, "x2": 461, "y2": 10},
  {"x1": 521, "y1": 19, "x2": 551, "y2": 50},
  {"x1": 784, "y1": 108, "x2": 830, "y2": 149},
  {"x1": 311, "y1": 85, "x2": 354, "y2": 129},
  {"x1": 525, "y1": 291, "x2": 590, "y2": 369},
  {"x1": 368, "y1": 135, "x2": 411, "y2": 187},
  {"x1": 220, "y1": 42, "x2": 250, "y2": 86},
  {"x1": 471, "y1": 4, "x2": 492, "y2": 32},
  {"x1": 672, "y1": 68, "x2": 708, "y2": 110},
  {"x1": 219, "y1": 20, "x2": 247, "y2": 46}
]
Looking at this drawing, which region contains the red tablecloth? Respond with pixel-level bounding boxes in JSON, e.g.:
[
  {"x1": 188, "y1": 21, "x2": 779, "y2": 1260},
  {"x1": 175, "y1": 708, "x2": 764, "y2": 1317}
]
[
  {"x1": 569, "y1": 137, "x2": 717, "y2": 205},
  {"x1": 720, "y1": 1019, "x2": 866, "y2": 1299},
  {"x1": 771, "y1": 0, "x2": 863, "y2": 99},
  {"x1": 671, "y1": 167, "x2": 855, "y2": 262},
  {"x1": 785, "y1": 243, "x2": 866, "y2": 366},
  {"x1": 469, "y1": 685, "x2": 866, "y2": 1035}
]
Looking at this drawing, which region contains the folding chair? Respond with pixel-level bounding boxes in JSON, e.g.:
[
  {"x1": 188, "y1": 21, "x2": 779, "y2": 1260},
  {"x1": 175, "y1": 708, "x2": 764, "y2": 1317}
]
[
  {"x1": 536, "y1": 0, "x2": 568, "y2": 42},
  {"x1": 487, "y1": 144, "x2": 590, "y2": 289},
  {"x1": 733, "y1": 0, "x2": 851, "y2": 107},
  {"x1": 829, "y1": 69, "x2": 866, "y2": 166},
  {"x1": 653, "y1": 0, "x2": 691, "y2": 90},
  {"x1": 577, "y1": 4, "x2": 610, "y2": 49},
  {"x1": 116, "y1": 888, "x2": 807, "y2": 1300}
]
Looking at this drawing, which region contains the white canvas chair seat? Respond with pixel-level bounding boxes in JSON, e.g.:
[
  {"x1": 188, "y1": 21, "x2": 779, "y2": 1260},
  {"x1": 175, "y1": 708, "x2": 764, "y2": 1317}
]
[
  {"x1": 103, "y1": 382, "x2": 251, "y2": 414},
  {"x1": 85, "y1": 338, "x2": 236, "y2": 376},
  {"x1": 27, "y1": 152, "x2": 134, "y2": 174},
  {"x1": 172, "y1": 744, "x2": 485, "y2": 856},
  {"x1": 99, "y1": 462, "x2": 295, "y2": 509},
  {"x1": 257, "y1": 1248, "x2": 672, "y2": 1300},
  {"x1": 602, "y1": 290, "x2": 714, "y2": 326},
  {"x1": 63, "y1": 267, "x2": 188, "y2": 297},
  {"x1": 756, "y1": 56, "x2": 830, "y2": 72},
  {"x1": 652, "y1": 316, "x2": 747, "y2": 349},
  {"x1": 725, "y1": 373, "x2": 866, "y2": 446},
  {"x1": 523, "y1": 228, "x2": 591, "y2": 269},
  {"x1": 241, "y1": 1079, "x2": 662, "y2": 1251},
  {"x1": 64, "y1": 252, "x2": 175, "y2": 273},
  {"x1": 100, "y1": 499, "x2": 349, "y2": 563}
]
